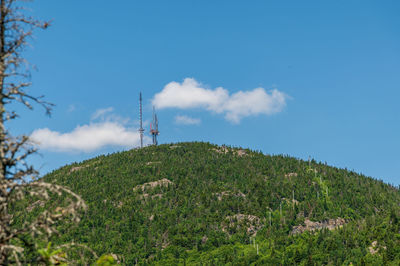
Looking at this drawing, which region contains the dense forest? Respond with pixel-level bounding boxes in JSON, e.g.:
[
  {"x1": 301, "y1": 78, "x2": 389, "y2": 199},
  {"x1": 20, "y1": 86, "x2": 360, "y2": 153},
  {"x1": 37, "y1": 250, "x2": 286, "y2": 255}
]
[{"x1": 13, "y1": 142, "x2": 400, "y2": 264}]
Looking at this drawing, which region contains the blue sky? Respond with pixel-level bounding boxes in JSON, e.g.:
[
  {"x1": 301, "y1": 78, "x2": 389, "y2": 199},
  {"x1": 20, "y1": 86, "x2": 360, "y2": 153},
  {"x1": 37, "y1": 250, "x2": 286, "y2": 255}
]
[{"x1": 12, "y1": 1, "x2": 400, "y2": 185}]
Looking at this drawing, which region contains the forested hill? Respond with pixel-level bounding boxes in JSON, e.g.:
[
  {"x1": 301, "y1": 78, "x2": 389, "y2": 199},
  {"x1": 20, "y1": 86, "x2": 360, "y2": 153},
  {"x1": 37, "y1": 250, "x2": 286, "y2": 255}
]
[{"x1": 41, "y1": 142, "x2": 400, "y2": 264}]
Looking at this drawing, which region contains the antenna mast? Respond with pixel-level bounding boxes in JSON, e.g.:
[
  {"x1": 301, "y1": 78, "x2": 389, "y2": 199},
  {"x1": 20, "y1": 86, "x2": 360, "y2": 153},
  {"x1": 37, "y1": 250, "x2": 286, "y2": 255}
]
[
  {"x1": 139, "y1": 92, "x2": 144, "y2": 148},
  {"x1": 150, "y1": 106, "x2": 159, "y2": 145}
]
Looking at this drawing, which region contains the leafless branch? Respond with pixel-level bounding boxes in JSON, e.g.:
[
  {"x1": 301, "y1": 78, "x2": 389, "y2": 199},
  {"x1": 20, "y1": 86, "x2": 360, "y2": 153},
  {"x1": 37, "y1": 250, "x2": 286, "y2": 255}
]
[{"x1": 0, "y1": 0, "x2": 86, "y2": 264}]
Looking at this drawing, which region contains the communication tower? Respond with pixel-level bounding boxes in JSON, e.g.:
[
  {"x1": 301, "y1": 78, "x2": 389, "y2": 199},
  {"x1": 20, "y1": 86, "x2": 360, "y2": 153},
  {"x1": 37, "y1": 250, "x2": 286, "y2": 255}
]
[
  {"x1": 138, "y1": 92, "x2": 144, "y2": 148},
  {"x1": 150, "y1": 106, "x2": 159, "y2": 145}
]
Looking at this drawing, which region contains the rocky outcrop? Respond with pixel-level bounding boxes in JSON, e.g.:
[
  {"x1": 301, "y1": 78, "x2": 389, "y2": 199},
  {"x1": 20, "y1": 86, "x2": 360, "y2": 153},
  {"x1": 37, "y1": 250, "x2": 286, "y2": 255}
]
[
  {"x1": 236, "y1": 149, "x2": 247, "y2": 157},
  {"x1": 285, "y1": 172, "x2": 298, "y2": 178},
  {"x1": 291, "y1": 218, "x2": 346, "y2": 235},
  {"x1": 134, "y1": 179, "x2": 174, "y2": 202},
  {"x1": 368, "y1": 240, "x2": 386, "y2": 255},
  {"x1": 212, "y1": 146, "x2": 248, "y2": 157},
  {"x1": 69, "y1": 162, "x2": 95, "y2": 173},
  {"x1": 222, "y1": 214, "x2": 264, "y2": 236},
  {"x1": 214, "y1": 191, "x2": 246, "y2": 201},
  {"x1": 169, "y1": 145, "x2": 181, "y2": 149},
  {"x1": 69, "y1": 166, "x2": 86, "y2": 173},
  {"x1": 145, "y1": 161, "x2": 161, "y2": 166},
  {"x1": 140, "y1": 193, "x2": 163, "y2": 200},
  {"x1": 133, "y1": 178, "x2": 174, "y2": 192}
]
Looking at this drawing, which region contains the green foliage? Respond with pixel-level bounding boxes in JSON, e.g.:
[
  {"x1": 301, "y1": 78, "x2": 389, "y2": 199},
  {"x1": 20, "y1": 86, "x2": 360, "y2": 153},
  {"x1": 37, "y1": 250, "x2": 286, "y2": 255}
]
[
  {"x1": 15, "y1": 142, "x2": 400, "y2": 264},
  {"x1": 37, "y1": 242, "x2": 67, "y2": 266},
  {"x1": 94, "y1": 255, "x2": 116, "y2": 266}
]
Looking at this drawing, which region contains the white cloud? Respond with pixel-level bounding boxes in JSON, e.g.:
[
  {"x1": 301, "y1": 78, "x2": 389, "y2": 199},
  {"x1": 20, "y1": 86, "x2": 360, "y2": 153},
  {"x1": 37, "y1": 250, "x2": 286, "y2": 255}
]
[
  {"x1": 91, "y1": 107, "x2": 114, "y2": 120},
  {"x1": 152, "y1": 78, "x2": 288, "y2": 123},
  {"x1": 31, "y1": 108, "x2": 150, "y2": 153},
  {"x1": 91, "y1": 107, "x2": 130, "y2": 125},
  {"x1": 175, "y1": 115, "x2": 201, "y2": 125}
]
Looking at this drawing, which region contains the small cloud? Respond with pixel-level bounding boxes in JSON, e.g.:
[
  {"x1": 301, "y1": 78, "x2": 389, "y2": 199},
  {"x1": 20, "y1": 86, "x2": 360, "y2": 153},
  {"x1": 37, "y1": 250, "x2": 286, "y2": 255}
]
[
  {"x1": 91, "y1": 107, "x2": 129, "y2": 124},
  {"x1": 175, "y1": 115, "x2": 201, "y2": 125},
  {"x1": 152, "y1": 78, "x2": 288, "y2": 124},
  {"x1": 91, "y1": 107, "x2": 114, "y2": 121},
  {"x1": 67, "y1": 104, "x2": 76, "y2": 113}
]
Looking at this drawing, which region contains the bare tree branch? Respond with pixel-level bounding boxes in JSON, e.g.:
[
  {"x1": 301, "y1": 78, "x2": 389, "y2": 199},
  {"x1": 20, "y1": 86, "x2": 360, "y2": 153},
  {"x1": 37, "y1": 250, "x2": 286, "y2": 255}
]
[{"x1": 0, "y1": 0, "x2": 86, "y2": 264}]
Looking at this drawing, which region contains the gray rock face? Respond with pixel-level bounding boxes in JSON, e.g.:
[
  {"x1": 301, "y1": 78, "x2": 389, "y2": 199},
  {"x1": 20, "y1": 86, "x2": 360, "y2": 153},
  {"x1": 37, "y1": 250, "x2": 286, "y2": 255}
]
[{"x1": 291, "y1": 218, "x2": 346, "y2": 235}]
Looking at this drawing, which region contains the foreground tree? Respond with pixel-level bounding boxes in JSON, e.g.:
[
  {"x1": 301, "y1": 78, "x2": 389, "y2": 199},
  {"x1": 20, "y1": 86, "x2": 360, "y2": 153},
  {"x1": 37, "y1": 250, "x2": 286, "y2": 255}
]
[{"x1": 0, "y1": 0, "x2": 86, "y2": 264}]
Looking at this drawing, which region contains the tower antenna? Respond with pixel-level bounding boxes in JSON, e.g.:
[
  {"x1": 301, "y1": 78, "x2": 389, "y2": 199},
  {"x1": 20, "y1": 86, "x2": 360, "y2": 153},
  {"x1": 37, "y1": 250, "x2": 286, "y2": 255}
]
[
  {"x1": 150, "y1": 106, "x2": 159, "y2": 145},
  {"x1": 139, "y1": 92, "x2": 144, "y2": 148}
]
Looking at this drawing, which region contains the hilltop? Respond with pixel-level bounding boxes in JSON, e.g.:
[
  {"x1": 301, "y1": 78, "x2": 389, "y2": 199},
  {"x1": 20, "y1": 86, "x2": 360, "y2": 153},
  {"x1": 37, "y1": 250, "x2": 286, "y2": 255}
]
[{"x1": 20, "y1": 142, "x2": 400, "y2": 264}]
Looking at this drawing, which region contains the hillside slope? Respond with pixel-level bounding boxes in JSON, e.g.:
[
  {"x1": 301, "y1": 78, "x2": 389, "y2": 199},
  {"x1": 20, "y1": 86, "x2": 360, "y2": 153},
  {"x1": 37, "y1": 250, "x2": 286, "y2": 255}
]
[{"x1": 30, "y1": 142, "x2": 400, "y2": 264}]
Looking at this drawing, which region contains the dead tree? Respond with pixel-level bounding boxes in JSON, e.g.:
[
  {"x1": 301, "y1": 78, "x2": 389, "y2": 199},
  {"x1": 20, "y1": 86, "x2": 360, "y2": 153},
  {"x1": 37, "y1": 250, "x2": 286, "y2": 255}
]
[{"x1": 0, "y1": 0, "x2": 86, "y2": 264}]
